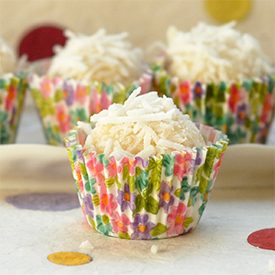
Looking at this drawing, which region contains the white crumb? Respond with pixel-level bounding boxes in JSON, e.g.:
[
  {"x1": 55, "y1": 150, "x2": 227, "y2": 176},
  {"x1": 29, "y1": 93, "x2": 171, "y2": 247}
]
[
  {"x1": 79, "y1": 240, "x2": 95, "y2": 251},
  {"x1": 151, "y1": 245, "x2": 159, "y2": 254}
]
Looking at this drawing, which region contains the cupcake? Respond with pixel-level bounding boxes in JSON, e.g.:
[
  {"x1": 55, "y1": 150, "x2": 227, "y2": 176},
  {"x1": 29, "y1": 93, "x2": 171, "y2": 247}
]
[
  {"x1": 28, "y1": 29, "x2": 147, "y2": 146},
  {"x1": 65, "y1": 87, "x2": 228, "y2": 239},
  {"x1": 0, "y1": 36, "x2": 27, "y2": 144},
  {"x1": 146, "y1": 22, "x2": 275, "y2": 144},
  {"x1": 47, "y1": 29, "x2": 146, "y2": 86}
]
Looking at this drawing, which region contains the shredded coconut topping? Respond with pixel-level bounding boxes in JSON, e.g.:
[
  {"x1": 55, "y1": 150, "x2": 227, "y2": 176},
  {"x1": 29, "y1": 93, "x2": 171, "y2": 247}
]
[
  {"x1": 79, "y1": 240, "x2": 95, "y2": 251},
  {"x1": 48, "y1": 29, "x2": 145, "y2": 85},
  {"x1": 164, "y1": 22, "x2": 274, "y2": 84},
  {"x1": 79, "y1": 87, "x2": 205, "y2": 160},
  {"x1": 0, "y1": 36, "x2": 16, "y2": 75}
]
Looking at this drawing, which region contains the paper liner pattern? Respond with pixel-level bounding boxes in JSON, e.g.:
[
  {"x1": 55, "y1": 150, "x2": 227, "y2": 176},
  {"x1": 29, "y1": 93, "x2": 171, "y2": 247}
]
[
  {"x1": 0, "y1": 73, "x2": 27, "y2": 144},
  {"x1": 140, "y1": 65, "x2": 275, "y2": 144},
  {"x1": 28, "y1": 74, "x2": 141, "y2": 146},
  {"x1": 65, "y1": 124, "x2": 228, "y2": 239}
]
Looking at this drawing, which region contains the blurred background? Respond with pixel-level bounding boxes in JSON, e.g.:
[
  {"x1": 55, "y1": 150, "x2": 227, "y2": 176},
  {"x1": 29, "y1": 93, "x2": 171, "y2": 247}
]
[{"x1": 0, "y1": 0, "x2": 274, "y2": 60}]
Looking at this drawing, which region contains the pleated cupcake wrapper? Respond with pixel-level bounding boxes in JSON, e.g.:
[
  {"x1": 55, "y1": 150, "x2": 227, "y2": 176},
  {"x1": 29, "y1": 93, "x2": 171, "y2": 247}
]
[
  {"x1": 28, "y1": 74, "x2": 143, "y2": 146},
  {"x1": 65, "y1": 124, "x2": 228, "y2": 239},
  {"x1": 0, "y1": 73, "x2": 27, "y2": 144},
  {"x1": 139, "y1": 65, "x2": 275, "y2": 144}
]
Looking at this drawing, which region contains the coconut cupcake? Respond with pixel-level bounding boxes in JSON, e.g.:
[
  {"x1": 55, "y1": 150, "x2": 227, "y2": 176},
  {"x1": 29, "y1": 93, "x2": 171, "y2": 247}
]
[
  {"x1": 146, "y1": 22, "x2": 275, "y2": 144},
  {"x1": 28, "y1": 29, "x2": 147, "y2": 146},
  {"x1": 47, "y1": 29, "x2": 145, "y2": 86},
  {"x1": 65, "y1": 87, "x2": 228, "y2": 239},
  {"x1": 0, "y1": 36, "x2": 27, "y2": 144}
]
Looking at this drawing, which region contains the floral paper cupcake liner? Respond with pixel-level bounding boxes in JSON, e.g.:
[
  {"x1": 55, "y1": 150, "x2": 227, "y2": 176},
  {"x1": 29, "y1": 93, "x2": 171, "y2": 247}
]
[
  {"x1": 139, "y1": 65, "x2": 275, "y2": 144},
  {"x1": 28, "y1": 74, "x2": 141, "y2": 146},
  {"x1": 0, "y1": 73, "x2": 27, "y2": 144},
  {"x1": 65, "y1": 124, "x2": 228, "y2": 240}
]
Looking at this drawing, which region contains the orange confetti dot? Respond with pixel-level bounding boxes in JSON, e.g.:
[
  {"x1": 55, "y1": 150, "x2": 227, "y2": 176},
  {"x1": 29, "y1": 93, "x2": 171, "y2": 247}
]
[{"x1": 47, "y1": 252, "x2": 92, "y2": 266}]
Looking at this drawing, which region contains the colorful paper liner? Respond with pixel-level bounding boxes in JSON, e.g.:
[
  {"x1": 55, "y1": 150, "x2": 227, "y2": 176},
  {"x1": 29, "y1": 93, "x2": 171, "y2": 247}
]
[
  {"x1": 65, "y1": 124, "x2": 228, "y2": 240},
  {"x1": 28, "y1": 74, "x2": 144, "y2": 146},
  {"x1": 0, "y1": 73, "x2": 27, "y2": 144},
  {"x1": 138, "y1": 65, "x2": 275, "y2": 144}
]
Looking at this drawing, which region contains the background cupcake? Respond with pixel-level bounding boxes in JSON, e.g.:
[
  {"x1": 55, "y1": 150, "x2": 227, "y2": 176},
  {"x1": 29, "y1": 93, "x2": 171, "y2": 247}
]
[
  {"x1": 65, "y1": 88, "x2": 228, "y2": 239},
  {"x1": 28, "y1": 29, "x2": 147, "y2": 146},
  {"x1": 145, "y1": 22, "x2": 275, "y2": 144},
  {"x1": 0, "y1": 36, "x2": 27, "y2": 144}
]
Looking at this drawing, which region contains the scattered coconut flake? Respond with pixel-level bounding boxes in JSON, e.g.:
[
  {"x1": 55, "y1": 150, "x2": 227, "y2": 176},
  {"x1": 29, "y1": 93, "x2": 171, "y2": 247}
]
[
  {"x1": 80, "y1": 87, "x2": 205, "y2": 160},
  {"x1": 163, "y1": 22, "x2": 274, "y2": 84},
  {"x1": 151, "y1": 245, "x2": 159, "y2": 254},
  {"x1": 79, "y1": 240, "x2": 95, "y2": 251},
  {"x1": 48, "y1": 29, "x2": 145, "y2": 85}
]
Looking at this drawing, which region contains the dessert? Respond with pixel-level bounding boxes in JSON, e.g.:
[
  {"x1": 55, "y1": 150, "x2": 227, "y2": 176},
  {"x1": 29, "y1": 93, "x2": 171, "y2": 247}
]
[
  {"x1": 148, "y1": 22, "x2": 275, "y2": 144},
  {"x1": 28, "y1": 73, "x2": 133, "y2": 146},
  {"x1": 162, "y1": 21, "x2": 274, "y2": 84},
  {"x1": 65, "y1": 87, "x2": 228, "y2": 239},
  {"x1": 79, "y1": 87, "x2": 205, "y2": 160},
  {"x1": 47, "y1": 29, "x2": 145, "y2": 85},
  {"x1": 28, "y1": 29, "x2": 146, "y2": 146}
]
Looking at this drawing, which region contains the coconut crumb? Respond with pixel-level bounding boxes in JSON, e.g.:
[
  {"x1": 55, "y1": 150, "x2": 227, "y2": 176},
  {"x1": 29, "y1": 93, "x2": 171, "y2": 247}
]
[
  {"x1": 79, "y1": 240, "x2": 95, "y2": 251},
  {"x1": 151, "y1": 245, "x2": 159, "y2": 254}
]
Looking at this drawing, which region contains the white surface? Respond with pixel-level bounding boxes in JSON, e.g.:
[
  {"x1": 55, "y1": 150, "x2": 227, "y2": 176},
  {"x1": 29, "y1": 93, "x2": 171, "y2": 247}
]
[{"x1": 0, "y1": 144, "x2": 274, "y2": 275}]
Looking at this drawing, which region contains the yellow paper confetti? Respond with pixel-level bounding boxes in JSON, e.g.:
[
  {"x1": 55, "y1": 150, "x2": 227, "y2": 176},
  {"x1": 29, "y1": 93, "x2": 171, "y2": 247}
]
[
  {"x1": 47, "y1": 252, "x2": 92, "y2": 266},
  {"x1": 204, "y1": 0, "x2": 252, "y2": 23}
]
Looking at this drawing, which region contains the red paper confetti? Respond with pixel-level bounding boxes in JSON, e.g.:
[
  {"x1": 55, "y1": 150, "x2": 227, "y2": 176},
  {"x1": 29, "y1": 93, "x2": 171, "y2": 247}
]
[
  {"x1": 247, "y1": 228, "x2": 275, "y2": 251},
  {"x1": 18, "y1": 25, "x2": 67, "y2": 61}
]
